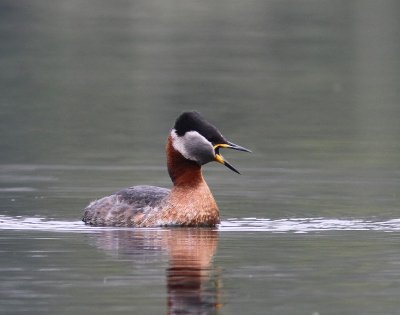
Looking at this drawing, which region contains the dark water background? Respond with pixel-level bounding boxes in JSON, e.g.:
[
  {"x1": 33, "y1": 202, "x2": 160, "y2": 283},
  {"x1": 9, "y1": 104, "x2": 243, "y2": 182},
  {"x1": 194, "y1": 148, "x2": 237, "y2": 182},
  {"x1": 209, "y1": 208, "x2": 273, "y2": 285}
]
[{"x1": 1, "y1": 0, "x2": 400, "y2": 314}]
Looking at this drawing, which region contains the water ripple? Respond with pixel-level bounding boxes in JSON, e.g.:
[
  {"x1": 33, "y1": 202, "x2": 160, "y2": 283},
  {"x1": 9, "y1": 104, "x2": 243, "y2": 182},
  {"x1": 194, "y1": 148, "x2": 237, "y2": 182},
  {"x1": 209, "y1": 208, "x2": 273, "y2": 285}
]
[
  {"x1": 221, "y1": 218, "x2": 400, "y2": 233},
  {"x1": 1, "y1": 215, "x2": 400, "y2": 233},
  {"x1": 0, "y1": 216, "x2": 95, "y2": 233}
]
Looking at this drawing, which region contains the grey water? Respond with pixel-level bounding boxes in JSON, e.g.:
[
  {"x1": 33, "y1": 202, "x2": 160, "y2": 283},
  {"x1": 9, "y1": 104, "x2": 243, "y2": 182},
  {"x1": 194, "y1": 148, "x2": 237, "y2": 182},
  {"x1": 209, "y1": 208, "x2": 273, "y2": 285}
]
[{"x1": 1, "y1": 0, "x2": 400, "y2": 314}]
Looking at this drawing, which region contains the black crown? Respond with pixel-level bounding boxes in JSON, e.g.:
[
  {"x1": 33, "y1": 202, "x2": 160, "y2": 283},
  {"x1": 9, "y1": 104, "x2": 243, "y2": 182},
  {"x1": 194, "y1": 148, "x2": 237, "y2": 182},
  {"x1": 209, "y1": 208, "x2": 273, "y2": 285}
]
[{"x1": 174, "y1": 111, "x2": 227, "y2": 145}]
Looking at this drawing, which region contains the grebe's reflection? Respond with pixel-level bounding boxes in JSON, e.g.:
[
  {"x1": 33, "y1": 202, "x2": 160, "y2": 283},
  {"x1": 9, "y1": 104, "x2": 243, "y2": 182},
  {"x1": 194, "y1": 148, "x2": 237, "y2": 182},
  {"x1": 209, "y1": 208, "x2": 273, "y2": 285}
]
[{"x1": 89, "y1": 228, "x2": 221, "y2": 314}]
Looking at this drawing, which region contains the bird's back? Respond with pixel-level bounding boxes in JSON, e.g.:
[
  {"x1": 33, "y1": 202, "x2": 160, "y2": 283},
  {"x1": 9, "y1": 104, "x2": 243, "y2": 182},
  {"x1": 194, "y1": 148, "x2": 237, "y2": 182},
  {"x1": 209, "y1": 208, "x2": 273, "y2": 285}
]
[{"x1": 82, "y1": 185, "x2": 170, "y2": 227}]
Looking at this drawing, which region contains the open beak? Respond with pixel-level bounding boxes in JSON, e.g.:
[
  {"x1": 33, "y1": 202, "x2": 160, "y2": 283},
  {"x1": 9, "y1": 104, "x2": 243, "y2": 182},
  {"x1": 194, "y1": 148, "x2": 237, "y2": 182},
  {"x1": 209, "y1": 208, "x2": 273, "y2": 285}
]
[{"x1": 214, "y1": 142, "x2": 251, "y2": 174}]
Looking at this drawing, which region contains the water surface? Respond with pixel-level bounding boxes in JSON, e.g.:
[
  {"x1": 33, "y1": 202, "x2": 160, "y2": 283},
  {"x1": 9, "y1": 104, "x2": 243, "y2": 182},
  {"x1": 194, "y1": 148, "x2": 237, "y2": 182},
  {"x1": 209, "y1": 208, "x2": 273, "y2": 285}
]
[{"x1": 2, "y1": 216, "x2": 400, "y2": 315}]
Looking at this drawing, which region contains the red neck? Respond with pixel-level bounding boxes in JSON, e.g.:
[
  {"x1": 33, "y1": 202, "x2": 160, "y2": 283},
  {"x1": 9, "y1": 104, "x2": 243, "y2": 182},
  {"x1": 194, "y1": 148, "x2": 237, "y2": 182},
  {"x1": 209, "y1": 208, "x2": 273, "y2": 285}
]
[{"x1": 166, "y1": 136, "x2": 204, "y2": 187}]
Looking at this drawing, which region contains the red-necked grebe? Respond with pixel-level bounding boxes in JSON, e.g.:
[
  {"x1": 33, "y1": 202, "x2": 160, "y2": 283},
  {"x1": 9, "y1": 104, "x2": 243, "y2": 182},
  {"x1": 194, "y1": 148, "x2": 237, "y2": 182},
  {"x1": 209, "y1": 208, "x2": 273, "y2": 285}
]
[{"x1": 82, "y1": 111, "x2": 251, "y2": 227}]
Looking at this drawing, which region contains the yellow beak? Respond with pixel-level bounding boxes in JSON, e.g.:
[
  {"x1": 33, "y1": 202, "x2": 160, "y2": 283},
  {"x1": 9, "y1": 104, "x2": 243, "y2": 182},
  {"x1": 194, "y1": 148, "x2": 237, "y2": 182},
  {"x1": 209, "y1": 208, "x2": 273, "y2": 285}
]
[{"x1": 213, "y1": 142, "x2": 251, "y2": 174}]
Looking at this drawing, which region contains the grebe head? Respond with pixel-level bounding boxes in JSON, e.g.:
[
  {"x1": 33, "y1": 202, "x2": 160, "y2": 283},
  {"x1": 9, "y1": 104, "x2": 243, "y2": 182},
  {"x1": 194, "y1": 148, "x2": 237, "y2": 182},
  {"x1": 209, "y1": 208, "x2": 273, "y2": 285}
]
[{"x1": 170, "y1": 111, "x2": 251, "y2": 174}]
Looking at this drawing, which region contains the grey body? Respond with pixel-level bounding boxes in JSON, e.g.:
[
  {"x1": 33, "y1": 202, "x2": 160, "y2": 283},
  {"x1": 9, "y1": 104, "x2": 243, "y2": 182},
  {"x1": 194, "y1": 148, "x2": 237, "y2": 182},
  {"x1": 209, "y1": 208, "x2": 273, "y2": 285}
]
[{"x1": 82, "y1": 185, "x2": 170, "y2": 226}]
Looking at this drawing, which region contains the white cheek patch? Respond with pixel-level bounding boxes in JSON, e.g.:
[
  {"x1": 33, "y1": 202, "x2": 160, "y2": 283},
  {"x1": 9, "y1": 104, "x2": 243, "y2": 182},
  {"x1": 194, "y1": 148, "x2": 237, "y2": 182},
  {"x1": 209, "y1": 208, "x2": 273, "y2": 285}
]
[
  {"x1": 170, "y1": 129, "x2": 214, "y2": 163},
  {"x1": 171, "y1": 129, "x2": 190, "y2": 159}
]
